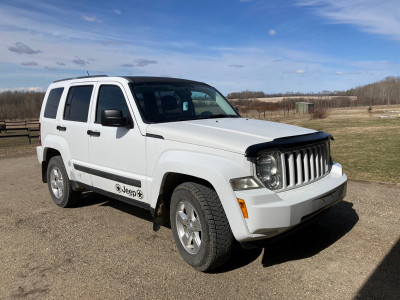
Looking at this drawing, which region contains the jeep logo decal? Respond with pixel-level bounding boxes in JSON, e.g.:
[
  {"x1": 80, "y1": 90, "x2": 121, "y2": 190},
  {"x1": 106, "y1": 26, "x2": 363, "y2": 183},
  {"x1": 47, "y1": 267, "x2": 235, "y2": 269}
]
[{"x1": 115, "y1": 183, "x2": 143, "y2": 199}]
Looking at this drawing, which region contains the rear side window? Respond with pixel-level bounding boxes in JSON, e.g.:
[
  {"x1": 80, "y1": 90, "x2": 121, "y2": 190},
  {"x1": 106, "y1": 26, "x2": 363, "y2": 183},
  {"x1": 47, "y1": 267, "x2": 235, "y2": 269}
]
[
  {"x1": 44, "y1": 88, "x2": 64, "y2": 119},
  {"x1": 64, "y1": 85, "x2": 93, "y2": 122},
  {"x1": 95, "y1": 85, "x2": 130, "y2": 123}
]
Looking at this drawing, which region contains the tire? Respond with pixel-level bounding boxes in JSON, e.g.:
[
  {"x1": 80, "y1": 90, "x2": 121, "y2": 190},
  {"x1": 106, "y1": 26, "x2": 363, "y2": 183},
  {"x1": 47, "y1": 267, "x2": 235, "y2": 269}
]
[
  {"x1": 47, "y1": 156, "x2": 80, "y2": 208},
  {"x1": 170, "y1": 182, "x2": 234, "y2": 271}
]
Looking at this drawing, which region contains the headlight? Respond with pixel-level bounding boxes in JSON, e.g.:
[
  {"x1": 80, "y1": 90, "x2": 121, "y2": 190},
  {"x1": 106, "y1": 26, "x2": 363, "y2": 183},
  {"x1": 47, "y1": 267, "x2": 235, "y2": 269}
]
[
  {"x1": 230, "y1": 177, "x2": 262, "y2": 191},
  {"x1": 256, "y1": 152, "x2": 282, "y2": 190}
]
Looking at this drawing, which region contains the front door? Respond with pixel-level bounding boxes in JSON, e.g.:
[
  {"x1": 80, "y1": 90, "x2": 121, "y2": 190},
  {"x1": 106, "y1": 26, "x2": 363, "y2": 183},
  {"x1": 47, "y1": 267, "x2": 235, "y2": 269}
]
[{"x1": 86, "y1": 82, "x2": 147, "y2": 206}]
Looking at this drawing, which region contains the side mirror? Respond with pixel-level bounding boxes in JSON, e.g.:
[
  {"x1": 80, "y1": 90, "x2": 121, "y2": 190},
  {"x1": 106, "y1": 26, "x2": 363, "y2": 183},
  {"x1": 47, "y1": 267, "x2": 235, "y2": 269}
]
[{"x1": 101, "y1": 110, "x2": 128, "y2": 127}]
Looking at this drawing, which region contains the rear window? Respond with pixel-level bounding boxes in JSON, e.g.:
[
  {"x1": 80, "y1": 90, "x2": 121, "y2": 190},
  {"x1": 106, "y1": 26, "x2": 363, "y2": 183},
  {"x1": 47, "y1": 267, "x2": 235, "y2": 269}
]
[
  {"x1": 64, "y1": 85, "x2": 93, "y2": 122},
  {"x1": 44, "y1": 88, "x2": 64, "y2": 119}
]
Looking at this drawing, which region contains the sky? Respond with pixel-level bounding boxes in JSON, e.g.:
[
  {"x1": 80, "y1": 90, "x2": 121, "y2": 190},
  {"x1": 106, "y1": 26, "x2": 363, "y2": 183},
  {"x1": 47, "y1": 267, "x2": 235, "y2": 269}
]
[{"x1": 0, "y1": 0, "x2": 399, "y2": 95}]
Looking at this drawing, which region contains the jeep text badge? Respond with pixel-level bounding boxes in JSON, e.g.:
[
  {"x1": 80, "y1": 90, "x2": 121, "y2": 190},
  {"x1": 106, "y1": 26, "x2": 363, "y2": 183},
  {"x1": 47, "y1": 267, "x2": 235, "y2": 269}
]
[{"x1": 115, "y1": 183, "x2": 143, "y2": 199}]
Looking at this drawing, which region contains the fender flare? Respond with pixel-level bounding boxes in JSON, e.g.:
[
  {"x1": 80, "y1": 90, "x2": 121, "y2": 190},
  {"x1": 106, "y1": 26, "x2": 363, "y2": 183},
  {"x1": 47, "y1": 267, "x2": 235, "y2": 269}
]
[
  {"x1": 150, "y1": 150, "x2": 251, "y2": 240},
  {"x1": 41, "y1": 134, "x2": 74, "y2": 178}
]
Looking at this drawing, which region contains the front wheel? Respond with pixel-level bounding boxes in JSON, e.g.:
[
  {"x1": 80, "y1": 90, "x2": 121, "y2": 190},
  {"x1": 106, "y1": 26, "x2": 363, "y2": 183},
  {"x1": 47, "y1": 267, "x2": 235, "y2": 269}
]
[
  {"x1": 170, "y1": 182, "x2": 234, "y2": 271},
  {"x1": 47, "y1": 156, "x2": 80, "y2": 208}
]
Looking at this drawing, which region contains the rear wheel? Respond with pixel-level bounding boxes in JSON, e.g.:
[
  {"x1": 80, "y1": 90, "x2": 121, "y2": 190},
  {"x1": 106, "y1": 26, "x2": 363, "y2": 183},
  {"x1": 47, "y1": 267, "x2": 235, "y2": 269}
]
[
  {"x1": 47, "y1": 156, "x2": 80, "y2": 207},
  {"x1": 170, "y1": 182, "x2": 234, "y2": 271}
]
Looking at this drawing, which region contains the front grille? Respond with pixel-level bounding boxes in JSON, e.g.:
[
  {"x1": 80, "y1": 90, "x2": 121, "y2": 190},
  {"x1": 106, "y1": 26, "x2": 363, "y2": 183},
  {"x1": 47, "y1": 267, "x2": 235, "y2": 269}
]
[{"x1": 281, "y1": 141, "x2": 330, "y2": 189}]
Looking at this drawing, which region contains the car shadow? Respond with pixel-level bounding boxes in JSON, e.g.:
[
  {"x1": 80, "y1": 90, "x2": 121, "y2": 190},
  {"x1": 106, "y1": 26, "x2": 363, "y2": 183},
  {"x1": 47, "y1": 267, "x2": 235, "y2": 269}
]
[
  {"x1": 73, "y1": 191, "x2": 154, "y2": 223},
  {"x1": 73, "y1": 193, "x2": 358, "y2": 273},
  {"x1": 213, "y1": 201, "x2": 358, "y2": 273},
  {"x1": 261, "y1": 201, "x2": 358, "y2": 267}
]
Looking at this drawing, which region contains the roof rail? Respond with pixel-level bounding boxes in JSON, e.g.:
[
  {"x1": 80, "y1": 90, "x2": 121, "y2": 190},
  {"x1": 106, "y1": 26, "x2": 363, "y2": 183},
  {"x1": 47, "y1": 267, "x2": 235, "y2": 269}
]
[{"x1": 53, "y1": 75, "x2": 108, "y2": 83}]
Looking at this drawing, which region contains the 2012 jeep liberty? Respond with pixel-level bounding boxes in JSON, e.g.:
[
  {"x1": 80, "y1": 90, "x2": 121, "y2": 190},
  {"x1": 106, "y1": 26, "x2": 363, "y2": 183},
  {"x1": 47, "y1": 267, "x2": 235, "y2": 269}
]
[{"x1": 37, "y1": 76, "x2": 347, "y2": 271}]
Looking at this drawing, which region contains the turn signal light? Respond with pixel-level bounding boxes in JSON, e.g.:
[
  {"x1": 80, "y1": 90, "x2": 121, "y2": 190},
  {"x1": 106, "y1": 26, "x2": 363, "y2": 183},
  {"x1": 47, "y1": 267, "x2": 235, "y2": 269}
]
[{"x1": 237, "y1": 198, "x2": 248, "y2": 219}]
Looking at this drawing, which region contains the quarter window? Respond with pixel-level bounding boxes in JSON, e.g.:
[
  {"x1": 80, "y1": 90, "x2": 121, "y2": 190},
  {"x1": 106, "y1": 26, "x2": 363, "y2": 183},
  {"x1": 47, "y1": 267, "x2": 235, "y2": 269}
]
[
  {"x1": 95, "y1": 85, "x2": 130, "y2": 123},
  {"x1": 64, "y1": 85, "x2": 93, "y2": 122},
  {"x1": 44, "y1": 88, "x2": 64, "y2": 119}
]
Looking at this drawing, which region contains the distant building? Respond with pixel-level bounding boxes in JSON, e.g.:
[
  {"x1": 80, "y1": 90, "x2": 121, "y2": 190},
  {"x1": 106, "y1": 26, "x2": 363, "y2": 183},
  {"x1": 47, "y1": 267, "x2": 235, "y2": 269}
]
[{"x1": 296, "y1": 102, "x2": 314, "y2": 115}]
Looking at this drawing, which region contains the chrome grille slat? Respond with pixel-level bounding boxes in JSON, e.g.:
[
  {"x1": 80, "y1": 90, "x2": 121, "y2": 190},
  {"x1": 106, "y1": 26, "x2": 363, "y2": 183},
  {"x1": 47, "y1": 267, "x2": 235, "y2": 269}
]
[
  {"x1": 295, "y1": 151, "x2": 303, "y2": 185},
  {"x1": 280, "y1": 141, "x2": 330, "y2": 190},
  {"x1": 309, "y1": 149, "x2": 315, "y2": 180},
  {"x1": 303, "y1": 150, "x2": 309, "y2": 182},
  {"x1": 281, "y1": 153, "x2": 287, "y2": 189},
  {"x1": 288, "y1": 153, "x2": 295, "y2": 187}
]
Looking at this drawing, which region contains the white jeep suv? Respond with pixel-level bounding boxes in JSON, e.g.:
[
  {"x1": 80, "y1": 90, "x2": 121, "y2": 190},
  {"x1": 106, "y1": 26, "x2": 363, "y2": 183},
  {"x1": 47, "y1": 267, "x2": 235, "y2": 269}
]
[{"x1": 37, "y1": 76, "x2": 347, "y2": 271}]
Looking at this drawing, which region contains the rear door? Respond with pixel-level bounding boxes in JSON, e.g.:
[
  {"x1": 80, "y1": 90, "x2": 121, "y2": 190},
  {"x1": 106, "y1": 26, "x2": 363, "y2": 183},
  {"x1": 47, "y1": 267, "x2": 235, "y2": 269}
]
[
  {"x1": 86, "y1": 82, "x2": 147, "y2": 207},
  {"x1": 57, "y1": 83, "x2": 94, "y2": 186}
]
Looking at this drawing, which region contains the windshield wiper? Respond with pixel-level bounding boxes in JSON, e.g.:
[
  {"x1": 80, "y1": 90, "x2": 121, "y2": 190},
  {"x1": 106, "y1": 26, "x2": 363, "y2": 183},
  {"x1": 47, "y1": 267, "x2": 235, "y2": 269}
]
[
  {"x1": 202, "y1": 114, "x2": 240, "y2": 119},
  {"x1": 176, "y1": 114, "x2": 239, "y2": 122}
]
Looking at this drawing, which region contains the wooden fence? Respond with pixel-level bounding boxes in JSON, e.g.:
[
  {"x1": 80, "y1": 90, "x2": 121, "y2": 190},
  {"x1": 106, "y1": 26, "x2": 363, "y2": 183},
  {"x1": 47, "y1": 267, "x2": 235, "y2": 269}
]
[{"x1": 0, "y1": 120, "x2": 39, "y2": 144}]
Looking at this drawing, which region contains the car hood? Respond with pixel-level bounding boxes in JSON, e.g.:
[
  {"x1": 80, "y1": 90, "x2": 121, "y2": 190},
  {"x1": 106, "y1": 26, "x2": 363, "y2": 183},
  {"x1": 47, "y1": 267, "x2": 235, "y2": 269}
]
[{"x1": 146, "y1": 117, "x2": 316, "y2": 155}]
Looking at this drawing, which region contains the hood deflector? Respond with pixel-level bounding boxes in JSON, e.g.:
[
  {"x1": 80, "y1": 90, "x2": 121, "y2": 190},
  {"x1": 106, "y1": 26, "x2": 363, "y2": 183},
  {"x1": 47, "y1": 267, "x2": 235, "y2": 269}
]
[{"x1": 245, "y1": 131, "x2": 333, "y2": 157}]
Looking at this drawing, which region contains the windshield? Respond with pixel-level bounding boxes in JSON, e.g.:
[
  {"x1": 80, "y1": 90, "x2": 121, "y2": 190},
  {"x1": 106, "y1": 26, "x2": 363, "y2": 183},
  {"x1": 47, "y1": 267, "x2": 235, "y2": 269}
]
[{"x1": 129, "y1": 82, "x2": 239, "y2": 123}]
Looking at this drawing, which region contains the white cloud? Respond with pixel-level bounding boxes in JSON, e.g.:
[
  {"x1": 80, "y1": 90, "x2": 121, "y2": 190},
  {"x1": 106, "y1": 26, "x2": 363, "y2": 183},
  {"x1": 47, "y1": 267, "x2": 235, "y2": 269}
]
[
  {"x1": 8, "y1": 42, "x2": 41, "y2": 54},
  {"x1": 296, "y1": 69, "x2": 305, "y2": 74},
  {"x1": 269, "y1": 29, "x2": 277, "y2": 36},
  {"x1": 296, "y1": 0, "x2": 400, "y2": 40},
  {"x1": 81, "y1": 15, "x2": 103, "y2": 23},
  {"x1": 135, "y1": 59, "x2": 158, "y2": 67},
  {"x1": 0, "y1": 86, "x2": 44, "y2": 92},
  {"x1": 72, "y1": 56, "x2": 87, "y2": 66},
  {"x1": 21, "y1": 61, "x2": 38, "y2": 66},
  {"x1": 113, "y1": 9, "x2": 122, "y2": 15}
]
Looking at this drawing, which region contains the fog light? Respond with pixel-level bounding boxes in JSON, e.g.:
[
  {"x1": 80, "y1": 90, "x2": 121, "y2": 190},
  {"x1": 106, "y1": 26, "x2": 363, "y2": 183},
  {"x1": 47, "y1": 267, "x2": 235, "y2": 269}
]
[{"x1": 230, "y1": 176, "x2": 262, "y2": 191}]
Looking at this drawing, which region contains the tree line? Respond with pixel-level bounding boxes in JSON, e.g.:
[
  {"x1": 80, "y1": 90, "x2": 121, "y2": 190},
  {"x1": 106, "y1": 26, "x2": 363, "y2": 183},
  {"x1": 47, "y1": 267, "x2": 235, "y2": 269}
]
[
  {"x1": 228, "y1": 76, "x2": 400, "y2": 113},
  {"x1": 347, "y1": 76, "x2": 400, "y2": 106},
  {"x1": 0, "y1": 91, "x2": 44, "y2": 120}
]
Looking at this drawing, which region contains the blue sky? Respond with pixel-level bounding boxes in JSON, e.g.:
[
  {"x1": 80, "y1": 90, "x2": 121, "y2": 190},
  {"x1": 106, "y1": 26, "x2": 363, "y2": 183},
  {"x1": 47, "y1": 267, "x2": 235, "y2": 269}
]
[{"x1": 0, "y1": 0, "x2": 399, "y2": 94}]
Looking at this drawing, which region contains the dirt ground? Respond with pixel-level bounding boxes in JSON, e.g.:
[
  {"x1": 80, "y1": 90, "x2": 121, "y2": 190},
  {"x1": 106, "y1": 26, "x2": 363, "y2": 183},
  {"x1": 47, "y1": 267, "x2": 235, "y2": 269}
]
[{"x1": 0, "y1": 155, "x2": 399, "y2": 299}]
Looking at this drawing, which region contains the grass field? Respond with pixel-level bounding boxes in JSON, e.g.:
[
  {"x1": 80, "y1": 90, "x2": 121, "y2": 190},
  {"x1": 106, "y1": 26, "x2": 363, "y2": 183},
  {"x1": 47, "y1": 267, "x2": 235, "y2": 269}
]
[
  {"x1": 270, "y1": 105, "x2": 400, "y2": 184},
  {"x1": 0, "y1": 135, "x2": 39, "y2": 159}
]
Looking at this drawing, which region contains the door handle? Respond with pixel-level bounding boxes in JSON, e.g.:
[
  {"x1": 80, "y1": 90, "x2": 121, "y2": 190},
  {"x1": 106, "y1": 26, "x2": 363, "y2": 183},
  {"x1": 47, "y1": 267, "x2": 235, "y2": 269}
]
[
  {"x1": 87, "y1": 130, "x2": 100, "y2": 137},
  {"x1": 56, "y1": 125, "x2": 67, "y2": 131}
]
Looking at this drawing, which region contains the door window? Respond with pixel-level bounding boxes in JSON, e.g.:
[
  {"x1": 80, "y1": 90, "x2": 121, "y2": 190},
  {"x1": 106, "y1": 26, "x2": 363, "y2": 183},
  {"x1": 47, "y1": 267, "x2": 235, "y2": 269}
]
[
  {"x1": 64, "y1": 85, "x2": 93, "y2": 122},
  {"x1": 95, "y1": 85, "x2": 130, "y2": 123}
]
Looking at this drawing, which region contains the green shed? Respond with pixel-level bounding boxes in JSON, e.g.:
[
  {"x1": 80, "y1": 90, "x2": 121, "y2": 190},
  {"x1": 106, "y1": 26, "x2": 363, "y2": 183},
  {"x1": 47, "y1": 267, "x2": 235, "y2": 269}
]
[{"x1": 295, "y1": 102, "x2": 314, "y2": 115}]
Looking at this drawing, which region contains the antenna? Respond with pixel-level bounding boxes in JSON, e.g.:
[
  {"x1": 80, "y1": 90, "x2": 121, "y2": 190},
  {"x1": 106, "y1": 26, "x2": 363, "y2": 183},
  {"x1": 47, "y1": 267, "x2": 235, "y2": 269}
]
[{"x1": 86, "y1": 71, "x2": 90, "y2": 76}]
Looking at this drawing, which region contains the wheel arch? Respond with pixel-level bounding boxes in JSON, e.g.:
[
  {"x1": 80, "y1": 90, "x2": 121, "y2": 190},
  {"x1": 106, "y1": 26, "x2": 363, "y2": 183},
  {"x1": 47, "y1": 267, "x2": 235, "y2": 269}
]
[
  {"x1": 41, "y1": 147, "x2": 62, "y2": 183},
  {"x1": 152, "y1": 172, "x2": 213, "y2": 224},
  {"x1": 149, "y1": 150, "x2": 251, "y2": 240}
]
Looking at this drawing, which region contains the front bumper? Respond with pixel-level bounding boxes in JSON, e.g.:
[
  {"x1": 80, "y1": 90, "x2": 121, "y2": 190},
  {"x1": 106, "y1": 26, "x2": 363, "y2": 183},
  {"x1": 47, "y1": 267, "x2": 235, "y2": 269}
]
[{"x1": 234, "y1": 163, "x2": 347, "y2": 242}]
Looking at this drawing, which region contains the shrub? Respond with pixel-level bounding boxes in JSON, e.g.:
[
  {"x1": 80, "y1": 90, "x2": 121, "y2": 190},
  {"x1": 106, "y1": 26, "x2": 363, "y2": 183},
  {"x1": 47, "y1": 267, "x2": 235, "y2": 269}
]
[{"x1": 310, "y1": 107, "x2": 328, "y2": 119}]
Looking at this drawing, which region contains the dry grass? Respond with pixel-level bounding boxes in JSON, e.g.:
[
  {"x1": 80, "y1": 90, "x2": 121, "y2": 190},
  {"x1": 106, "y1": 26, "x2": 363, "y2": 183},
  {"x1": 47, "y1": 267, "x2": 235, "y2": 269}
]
[{"x1": 267, "y1": 105, "x2": 400, "y2": 183}]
